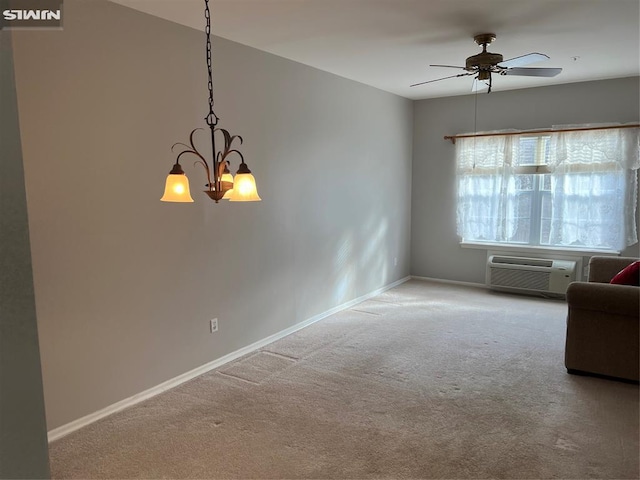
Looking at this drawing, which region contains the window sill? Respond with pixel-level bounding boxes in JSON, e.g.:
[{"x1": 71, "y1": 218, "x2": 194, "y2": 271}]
[{"x1": 459, "y1": 242, "x2": 620, "y2": 257}]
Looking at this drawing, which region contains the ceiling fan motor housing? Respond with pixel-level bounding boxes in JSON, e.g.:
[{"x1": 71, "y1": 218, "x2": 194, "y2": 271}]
[{"x1": 465, "y1": 51, "x2": 504, "y2": 71}]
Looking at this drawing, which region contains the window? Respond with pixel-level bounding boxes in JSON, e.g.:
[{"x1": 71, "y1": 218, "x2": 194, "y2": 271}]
[{"x1": 456, "y1": 126, "x2": 639, "y2": 251}]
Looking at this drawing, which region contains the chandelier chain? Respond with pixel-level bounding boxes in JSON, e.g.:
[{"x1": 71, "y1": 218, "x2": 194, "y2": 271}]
[
  {"x1": 204, "y1": 0, "x2": 218, "y2": 127},
  {"x1": 162, "y1": 0, "x2": 259, "y2": 203}
]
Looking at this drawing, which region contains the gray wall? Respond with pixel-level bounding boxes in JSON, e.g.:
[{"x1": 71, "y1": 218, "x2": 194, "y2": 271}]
[
  {"x1": 11, "y1": 1, "x2": 412, "y2": 430},
  {"x1": 0, "y1": 30, "x2": 50, "y2": 478},
  {"x1": 411, "y1": 77, "x2": 640, "y2": 283}
]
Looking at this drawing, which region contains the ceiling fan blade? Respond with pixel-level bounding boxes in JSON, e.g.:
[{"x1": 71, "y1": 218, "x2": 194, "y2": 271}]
[
  {"x1": 429, "y1": 64, "x2": 467, "y2": 70},
  {"x1": 498, "y1": 53, "x2": 549, "y2": 68},
  {"x1": 504, "y1": 67, "x2": 562, "y2": 77},
  {"x1": 410, "y1": 72, "x2": 473, "y2": 87},
  {"x1": 472, "y1": 78, "x2": 490, "y2": 92}
]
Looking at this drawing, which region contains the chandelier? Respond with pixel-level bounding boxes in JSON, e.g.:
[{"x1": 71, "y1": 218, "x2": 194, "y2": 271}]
[{"x1": 161, "y1": 0, "x2": 260, "y2": 203}]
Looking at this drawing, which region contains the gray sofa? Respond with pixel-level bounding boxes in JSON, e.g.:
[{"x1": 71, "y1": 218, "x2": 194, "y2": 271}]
[{"x1": 565, "y1": 256, "x2": 640, "y2": 382}]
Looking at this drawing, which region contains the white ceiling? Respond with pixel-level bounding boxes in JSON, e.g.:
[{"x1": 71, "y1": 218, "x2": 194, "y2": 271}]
[{"x1": 111, "y1": 0, "x2": 640, "y2": 100}]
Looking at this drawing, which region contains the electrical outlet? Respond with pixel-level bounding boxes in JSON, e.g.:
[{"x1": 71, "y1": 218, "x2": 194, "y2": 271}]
[
  {"x1": 210, "y1": 318, "x2": 218, "y2": 333},
  {"x1": 394, "y1": 257, "x2": 398, "y2": 266}
]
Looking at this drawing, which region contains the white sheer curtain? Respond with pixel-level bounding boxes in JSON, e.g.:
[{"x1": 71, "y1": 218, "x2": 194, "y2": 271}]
[
  {"x1": 456, "y1": 125, "x2": 639, "y2": 250},
  {"x1": 456, "y1": 134, "x2": 520, "y2": 242},
  {"x1": 548, "y1": 126, "x2": 639, "y2": 251}
]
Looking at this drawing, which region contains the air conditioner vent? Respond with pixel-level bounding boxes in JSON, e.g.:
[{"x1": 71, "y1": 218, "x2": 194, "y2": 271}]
[
  {"x1": 487, "y1": 255, "x2": 577, "y2": 296},
  {"x1": 491, "y1": 256, "x2": 553, "y2": 268},
  {"x1": 490, "y1": 268, "x2": 550, "y2": 291}
]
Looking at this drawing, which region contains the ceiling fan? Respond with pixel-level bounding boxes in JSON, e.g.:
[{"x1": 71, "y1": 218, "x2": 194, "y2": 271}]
[{"x1": 411, "y1": 33, "x2": 562, "y2": 93}]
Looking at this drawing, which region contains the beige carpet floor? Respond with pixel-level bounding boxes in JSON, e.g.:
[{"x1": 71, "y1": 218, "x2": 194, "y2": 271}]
[{"x1": 49, "y1": 280, "x2": 639, "y2": 479}]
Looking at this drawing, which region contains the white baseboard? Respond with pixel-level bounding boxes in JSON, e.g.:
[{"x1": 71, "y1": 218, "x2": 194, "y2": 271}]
[
  {"x1": 47, "y1": 276, "x2": 411, "y2": 443},
  {"x1": 411, "y1": 275, "x2": 488, "y2": 289}
]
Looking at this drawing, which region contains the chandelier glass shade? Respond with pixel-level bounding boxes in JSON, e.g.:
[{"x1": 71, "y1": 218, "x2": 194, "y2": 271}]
[
  {"x1": 229, "y1": 163, "x2": 261, "y2": 202},
  {"x1": 160, "y1": 0, "x2": 260, "y2": 204},
  {"x1": 160, "y1": 163, "x2": 194, "y2": 202}
]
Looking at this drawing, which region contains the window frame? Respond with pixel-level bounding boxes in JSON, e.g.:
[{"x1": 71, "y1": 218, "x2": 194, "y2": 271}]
[{"x1": 456, "y1": 130, "x2": 632, "y2": 253}]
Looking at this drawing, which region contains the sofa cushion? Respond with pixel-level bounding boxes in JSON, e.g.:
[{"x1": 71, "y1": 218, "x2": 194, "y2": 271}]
[{"x1": 610, "y1": 261, "x2": 640, "y2": 286}]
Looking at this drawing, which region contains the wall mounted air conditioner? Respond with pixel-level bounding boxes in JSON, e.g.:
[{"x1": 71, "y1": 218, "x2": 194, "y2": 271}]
[{"x1": 487, "y1": 255, "x2": 576, "y2": 296}]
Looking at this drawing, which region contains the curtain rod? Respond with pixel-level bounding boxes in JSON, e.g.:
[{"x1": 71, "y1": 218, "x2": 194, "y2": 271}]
[{"x1": 444, "y1": 124, "x2": 640, "y2": 144}]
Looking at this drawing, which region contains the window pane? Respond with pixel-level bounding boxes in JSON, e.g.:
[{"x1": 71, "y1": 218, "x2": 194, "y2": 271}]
[
  {"x1": 518, "y1": 138, "x2": 537, "y2": 165},
  {"x1": 514, "y1": 174, "x2": 534, "y2": 191},
  {"x1": 506, "y1": 190, "x2": 531, "y2": 243},
  {"x1": 517, "y1": 136, "x2": 550, "y2": 166},
  {"x1": 456, "y1": 130, "x2": 632, "y2": 251},
  {"x1": 540, "y1": 192, "x2": 552, "y2": 245},
  {"x1": 541, "y1": 136, "x2": 551, "y2": 164},
  {"x1": 507, "y1": 175, "x2": 533, "y2": 243},
  {"x1": 548, "y1": 172, "x2": 625, "y2": 248},
  {"x1": 541, "y1": 174, "x2": 551, "y2": 191},
  {"x1": 458, "y1": 175, "x2": 502, "y2": 242}
]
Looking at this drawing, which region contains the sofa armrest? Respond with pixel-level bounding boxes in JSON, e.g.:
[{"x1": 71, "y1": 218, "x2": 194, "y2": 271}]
[
  {"x1": 566, "y1": 281, "x2": 640, "y2": 317},
  {"x1": 588, "y1": 256, "x2": 638, "y2": 283}
]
